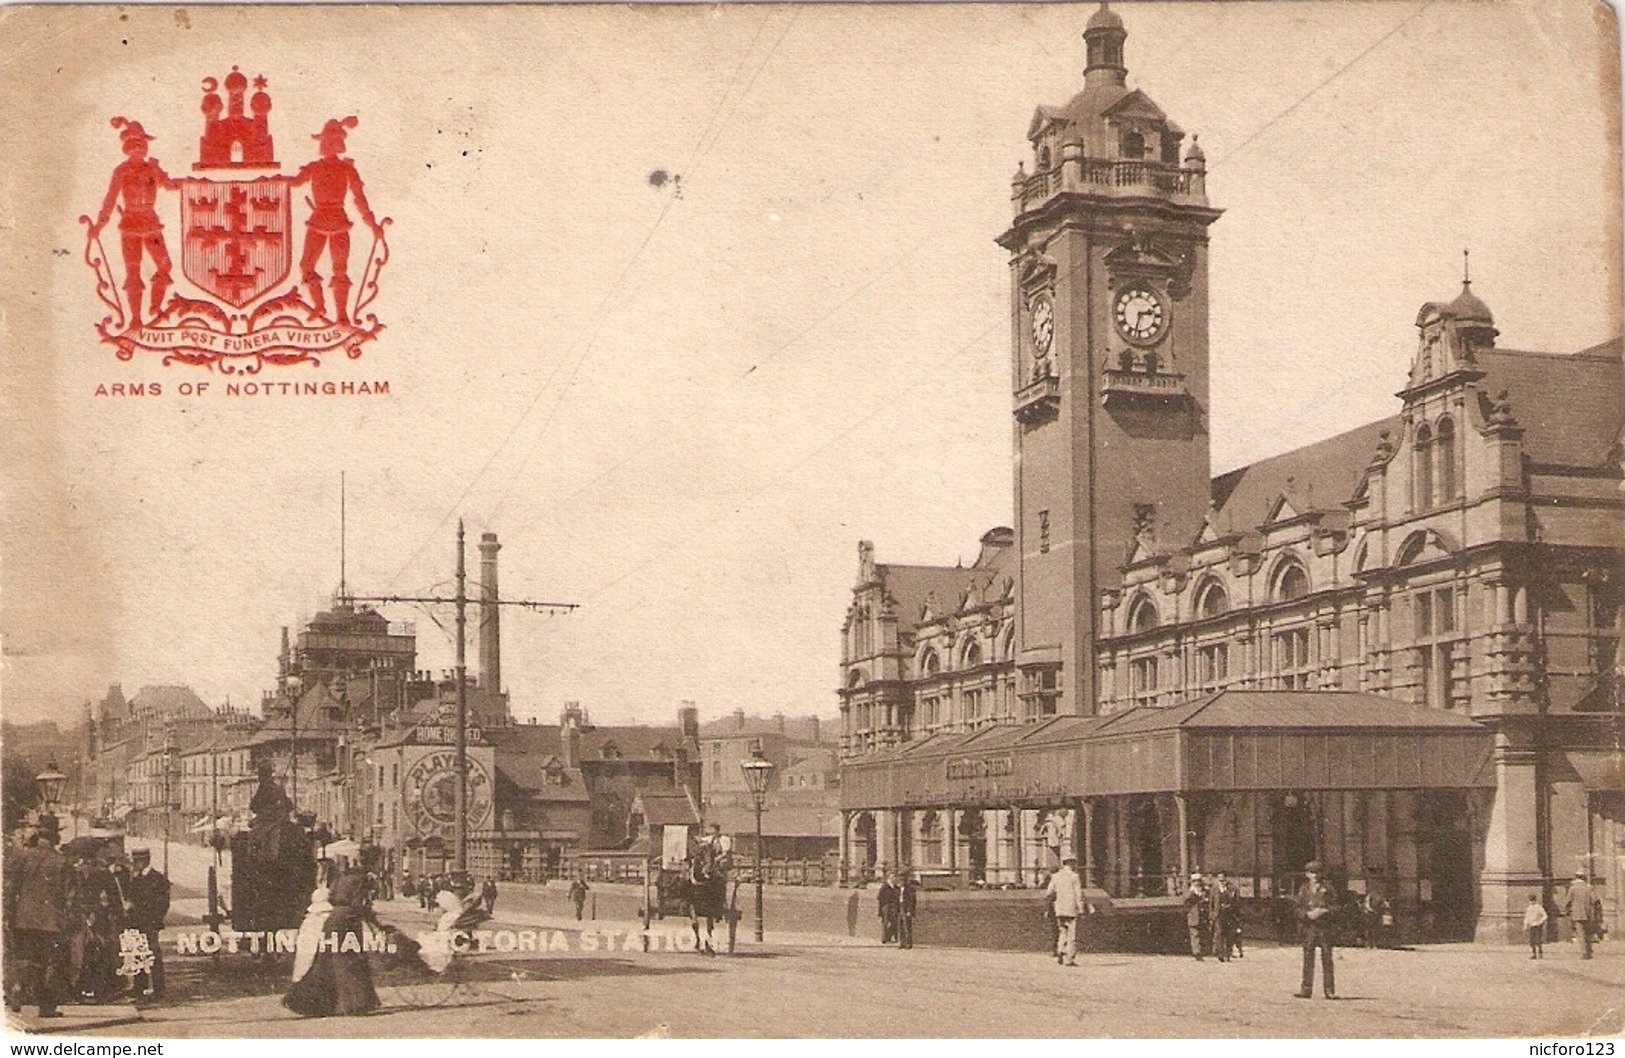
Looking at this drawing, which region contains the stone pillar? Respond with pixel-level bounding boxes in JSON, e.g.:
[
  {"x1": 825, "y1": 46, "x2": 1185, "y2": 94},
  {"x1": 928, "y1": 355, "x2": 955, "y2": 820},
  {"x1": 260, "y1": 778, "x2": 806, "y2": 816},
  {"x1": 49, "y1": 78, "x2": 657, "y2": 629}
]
[
  {"x1": 840, "y1": 810, "x2": 852, "y2": 883},
  {"x1": 1476, "y1": 727, "x2": 1544, "y2": 944},
  {"x1": 1079, "y1": 800, "x2": 1094, "y2": 888},
  {"x1": 876, "y1": 809, "x2": 897, "y2": 871},
  {"x1": 1175, "y1": 793, "x2": 1191, "y2": 880}
]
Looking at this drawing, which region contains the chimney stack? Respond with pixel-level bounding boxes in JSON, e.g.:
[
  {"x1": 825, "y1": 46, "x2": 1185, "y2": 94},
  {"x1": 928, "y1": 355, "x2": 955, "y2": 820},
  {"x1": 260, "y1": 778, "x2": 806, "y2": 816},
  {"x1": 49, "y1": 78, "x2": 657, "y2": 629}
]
[
  {"x1": 561, "y1": 701, "x2": 582, "y2": 769},
  {"x1": 479, "y1": 532, "x2": 502, "y2": 701},
  {"x1": 809, "y1": 715, "x2": 820, "y2": 742},
  {"x1": 675, "y1": 703, "x2": 699, "y2": 790}
]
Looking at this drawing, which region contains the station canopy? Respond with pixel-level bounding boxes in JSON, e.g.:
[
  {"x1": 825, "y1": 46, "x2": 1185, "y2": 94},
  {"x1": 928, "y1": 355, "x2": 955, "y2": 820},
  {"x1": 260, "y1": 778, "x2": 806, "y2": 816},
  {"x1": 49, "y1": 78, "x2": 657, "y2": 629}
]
[{"x1": 841, "y1": 691, "x2": 1494, "y2": 810}]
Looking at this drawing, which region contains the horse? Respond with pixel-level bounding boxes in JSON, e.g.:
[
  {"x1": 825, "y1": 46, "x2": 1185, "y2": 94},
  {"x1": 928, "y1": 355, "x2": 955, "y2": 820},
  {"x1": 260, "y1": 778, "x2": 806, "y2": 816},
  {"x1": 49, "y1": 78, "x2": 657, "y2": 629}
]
[{"x1": 685, "y1": 841, "x2": 730, "y2": 956}]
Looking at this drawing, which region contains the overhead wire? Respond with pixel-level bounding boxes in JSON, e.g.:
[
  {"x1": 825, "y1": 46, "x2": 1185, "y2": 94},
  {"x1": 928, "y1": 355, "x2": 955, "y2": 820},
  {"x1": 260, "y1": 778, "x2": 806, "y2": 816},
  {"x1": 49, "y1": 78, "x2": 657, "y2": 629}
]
[{"x1": 382, "y1": 8, "x2": 784, "y2": 590}]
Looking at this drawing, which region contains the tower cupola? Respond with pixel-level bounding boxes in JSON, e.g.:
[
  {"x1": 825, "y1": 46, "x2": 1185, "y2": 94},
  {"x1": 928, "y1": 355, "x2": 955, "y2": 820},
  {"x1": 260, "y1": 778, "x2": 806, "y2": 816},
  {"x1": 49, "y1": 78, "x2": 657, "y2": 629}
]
[{"x1": 1084, "y1": 4, "x2": 1127, "y2": 86}]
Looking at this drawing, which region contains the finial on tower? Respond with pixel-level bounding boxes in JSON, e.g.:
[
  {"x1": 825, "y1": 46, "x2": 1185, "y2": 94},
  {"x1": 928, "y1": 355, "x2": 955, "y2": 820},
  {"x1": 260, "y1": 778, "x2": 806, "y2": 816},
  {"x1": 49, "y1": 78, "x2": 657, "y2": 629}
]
[{"x1": 1463, "y1": 247, "x2": 1471, "y2": 286}]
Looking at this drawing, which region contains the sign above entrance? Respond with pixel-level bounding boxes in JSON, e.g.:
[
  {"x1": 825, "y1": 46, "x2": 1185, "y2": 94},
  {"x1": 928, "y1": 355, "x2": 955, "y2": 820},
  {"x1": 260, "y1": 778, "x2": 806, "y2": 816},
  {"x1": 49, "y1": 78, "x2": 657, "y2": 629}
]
[{"x1": 946, "y1": 756, "x2": 1014, "y2": 781}]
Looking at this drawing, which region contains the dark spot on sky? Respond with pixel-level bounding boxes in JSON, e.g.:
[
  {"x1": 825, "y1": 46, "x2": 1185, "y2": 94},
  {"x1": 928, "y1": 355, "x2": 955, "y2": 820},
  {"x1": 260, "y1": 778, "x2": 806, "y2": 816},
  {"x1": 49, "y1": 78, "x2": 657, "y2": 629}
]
[{"x1": 648, "y1": 170, "x2": 670, "y2": 188}]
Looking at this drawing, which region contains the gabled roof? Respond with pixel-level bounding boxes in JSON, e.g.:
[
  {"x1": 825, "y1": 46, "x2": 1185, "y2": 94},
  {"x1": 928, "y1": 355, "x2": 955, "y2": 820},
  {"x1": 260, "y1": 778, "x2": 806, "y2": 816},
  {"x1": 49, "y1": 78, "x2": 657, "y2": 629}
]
[
  {"x1": 580, "y1": 724, "x2": 688, "y2": 762},
  {"x1": 1092, "y1": 691, "x2": 1485, "y2": 736},
  {"x1": 1102, "y1": 88, "x2": 1180, "y2": 133},
  {"x1": 1477, "y1": 344, "x2": 1622, "y2": 467},
  {"x1": 495, "y1": 755, "x2": 590, "y2": 802},
  {"x1": 128, "y1": 685, "x2": 212, "y2": 720},
  {"x1": 1211, "y1": 417, "x2": 1397, "y2": 532},
  {"x1": 634, "y1": 791, "x2": 701, "y2": 827}
]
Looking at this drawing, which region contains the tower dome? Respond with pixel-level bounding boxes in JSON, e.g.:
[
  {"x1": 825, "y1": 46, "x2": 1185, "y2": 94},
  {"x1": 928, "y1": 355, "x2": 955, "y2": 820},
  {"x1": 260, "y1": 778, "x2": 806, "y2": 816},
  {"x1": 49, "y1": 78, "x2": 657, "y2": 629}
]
[
  {"x1": 1447, "y1": 280, "x2": 1494, "y2": 325},
  {"x1": 1086, "y1": 3, "x2": 1125, "y2": 32}
]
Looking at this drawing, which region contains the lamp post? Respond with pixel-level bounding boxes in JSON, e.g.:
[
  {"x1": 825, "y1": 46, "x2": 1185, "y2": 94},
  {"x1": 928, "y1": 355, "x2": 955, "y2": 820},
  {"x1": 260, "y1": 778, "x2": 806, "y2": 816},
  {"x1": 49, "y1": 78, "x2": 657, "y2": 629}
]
[
  {"x1": 739, "y1": 748, "x2": 775, "y2": 943},
  {"x1": 35, "y1": 760, "x2": 67, "y2": 834}
]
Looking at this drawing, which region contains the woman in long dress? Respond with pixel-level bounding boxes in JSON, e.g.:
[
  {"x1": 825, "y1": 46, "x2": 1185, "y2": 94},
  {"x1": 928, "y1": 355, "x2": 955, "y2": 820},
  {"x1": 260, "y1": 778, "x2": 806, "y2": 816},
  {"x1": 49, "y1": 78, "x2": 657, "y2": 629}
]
[{"x1": 283, "y1": 872, "x2": 380, "y2": 1017}]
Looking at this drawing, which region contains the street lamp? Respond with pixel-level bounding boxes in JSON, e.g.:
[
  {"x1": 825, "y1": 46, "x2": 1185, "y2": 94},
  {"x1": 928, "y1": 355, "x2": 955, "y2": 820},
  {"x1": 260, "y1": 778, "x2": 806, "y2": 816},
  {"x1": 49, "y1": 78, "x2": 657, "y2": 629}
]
[
  {"x1": 739, "y1": 747, "x2": 775, "y2": 943},
  {"x1": 36, "y1": 760, "x2": 67, "y2": 831}
]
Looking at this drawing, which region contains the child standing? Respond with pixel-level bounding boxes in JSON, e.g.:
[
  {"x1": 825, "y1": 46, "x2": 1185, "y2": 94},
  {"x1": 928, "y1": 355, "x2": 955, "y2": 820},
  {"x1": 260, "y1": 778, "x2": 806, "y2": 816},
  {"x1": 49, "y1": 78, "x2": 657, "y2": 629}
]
[{"x1": 1523, "y1": 894, "x2": 1548, "y2": 959}]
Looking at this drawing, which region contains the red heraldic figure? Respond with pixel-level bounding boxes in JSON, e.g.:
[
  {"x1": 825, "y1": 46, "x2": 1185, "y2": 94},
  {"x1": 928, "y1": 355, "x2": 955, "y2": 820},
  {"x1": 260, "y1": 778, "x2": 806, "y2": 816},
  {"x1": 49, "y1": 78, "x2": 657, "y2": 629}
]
[
  {"x1": 91, "y1": 118, "x2": 177, "y2": 325},
  {"x1": 291, "y1": 117, "x2": 382, "y2": 324}
]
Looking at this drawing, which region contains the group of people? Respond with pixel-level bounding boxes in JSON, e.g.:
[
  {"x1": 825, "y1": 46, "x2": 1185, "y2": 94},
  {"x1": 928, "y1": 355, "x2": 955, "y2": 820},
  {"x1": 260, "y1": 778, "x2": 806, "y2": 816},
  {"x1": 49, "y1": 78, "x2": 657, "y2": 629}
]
[
  {"x1": 3, "y1": 816, "x2": 170, "y2": 1018},
  {"x1": 876, "y1": 870, "x2": 919, "y2": 949},
  {"x1": 401, "y1": 870, "x2": 498, "y2": 916},
  {"x1": 1180, "y1": 869, "x2": 1244, "y2": 963},
  {"x1": 1524, "y1": 869, "x2": 1608, "y2": 960}
]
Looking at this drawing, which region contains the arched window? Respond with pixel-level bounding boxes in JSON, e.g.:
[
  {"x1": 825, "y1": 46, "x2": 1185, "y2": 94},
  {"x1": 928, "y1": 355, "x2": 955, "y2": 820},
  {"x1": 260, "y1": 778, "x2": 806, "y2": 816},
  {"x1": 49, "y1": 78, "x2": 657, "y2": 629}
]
[
  {"x1": 920, "y1": 649, "x2": 941, "y2": 677},
  {"x1": 847, "y1": 669, "x2": 865, "y2": 690},
  {"x1": 1127, "y1": 594, "x2": 1159, "y2": 633},
  {"x1": 1414, "y1": 423, "x2": 1433, "y2": 511},
  {"x1": 1435, "y1": 416, "x2": 1457, "y2": 502},
  {"x1": 1000, "y1": 624, "x2": 1016, "y2": 661},
  {"x1": 1122, "y1": 130, "x2": 1145, "y2": 159},
  {"x1": 1273, "y1": 560, "x2": 1309, "y2": 603},
  {"x1": 1196, "y1": 578, "x2": 1229, "y2": 619},
  {"x1": 960, "y1": 637, "x2": 982, "y2": 670},
  {"x1": 1037, "y1": 144, "x2": 1051, "y2": 171}
]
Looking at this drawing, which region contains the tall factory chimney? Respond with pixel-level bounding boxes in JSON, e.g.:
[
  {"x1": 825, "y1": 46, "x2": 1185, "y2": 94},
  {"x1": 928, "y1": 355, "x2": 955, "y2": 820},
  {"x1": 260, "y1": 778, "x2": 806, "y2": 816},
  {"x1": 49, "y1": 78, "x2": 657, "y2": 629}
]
[{"x1": 479, "y1": 532, "x2": 501, "y2": 697}]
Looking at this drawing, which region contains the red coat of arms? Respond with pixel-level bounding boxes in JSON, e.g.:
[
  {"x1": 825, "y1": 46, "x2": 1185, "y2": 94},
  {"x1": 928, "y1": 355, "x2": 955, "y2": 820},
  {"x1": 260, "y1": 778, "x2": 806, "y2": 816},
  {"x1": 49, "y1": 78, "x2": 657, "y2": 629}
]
[{"x1": 80, "y1": 69, "x2": 391, "y2": 371}]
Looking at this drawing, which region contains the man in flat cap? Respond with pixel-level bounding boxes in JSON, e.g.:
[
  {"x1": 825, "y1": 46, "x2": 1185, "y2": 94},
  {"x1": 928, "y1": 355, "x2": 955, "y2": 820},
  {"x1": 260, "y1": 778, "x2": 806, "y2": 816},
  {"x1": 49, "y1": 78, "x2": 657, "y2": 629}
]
[{"x1": 1293, "y1": 860, "x2": 1337, "y2": 998}]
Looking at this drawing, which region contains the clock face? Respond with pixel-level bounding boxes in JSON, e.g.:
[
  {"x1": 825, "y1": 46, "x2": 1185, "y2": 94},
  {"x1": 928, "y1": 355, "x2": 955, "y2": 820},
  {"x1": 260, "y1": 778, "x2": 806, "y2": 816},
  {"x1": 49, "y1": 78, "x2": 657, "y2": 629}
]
[
  {"x1": 1030, "y1": 297, "x2": 1055, "y2": 357},
  {"x1": 1114, "y1": 286, "x2": 1167, "y2": 345}
]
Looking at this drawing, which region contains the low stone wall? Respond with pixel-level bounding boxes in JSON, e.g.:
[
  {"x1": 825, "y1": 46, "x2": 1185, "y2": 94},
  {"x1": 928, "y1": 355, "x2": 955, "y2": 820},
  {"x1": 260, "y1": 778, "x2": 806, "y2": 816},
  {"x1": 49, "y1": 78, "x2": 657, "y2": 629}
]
[{"x1": 911, "y1": 889, "x2": 1190, "y2": 954}]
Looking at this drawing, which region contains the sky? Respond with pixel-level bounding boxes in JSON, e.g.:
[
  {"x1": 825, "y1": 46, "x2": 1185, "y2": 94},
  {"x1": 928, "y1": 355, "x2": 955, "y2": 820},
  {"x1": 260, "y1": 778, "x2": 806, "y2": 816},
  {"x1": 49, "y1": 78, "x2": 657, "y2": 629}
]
[{"x1": 1, "y1": 1, "x2": 1620, "y2": 730}]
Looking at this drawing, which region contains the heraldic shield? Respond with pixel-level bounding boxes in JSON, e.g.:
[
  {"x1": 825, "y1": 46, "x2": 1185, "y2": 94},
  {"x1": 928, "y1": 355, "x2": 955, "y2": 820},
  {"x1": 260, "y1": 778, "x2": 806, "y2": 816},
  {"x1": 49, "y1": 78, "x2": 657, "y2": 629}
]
[
  {"x1": 178, "y1": 178, "x2": 291, "y2": 308},
  {"x1": 80, "y1": 68, "x2": 389, "y2": 371}
]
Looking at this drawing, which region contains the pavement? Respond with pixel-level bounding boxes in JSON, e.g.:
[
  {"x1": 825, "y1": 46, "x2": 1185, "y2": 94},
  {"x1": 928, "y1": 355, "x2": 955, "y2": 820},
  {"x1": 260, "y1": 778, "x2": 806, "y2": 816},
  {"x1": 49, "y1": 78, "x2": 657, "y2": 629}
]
[
  {"x1": 27, "y1": 840, "x2": 1619, "y2": 1039},
  {"x1": 34, "y1": 898, "x2": 1625, "y2": 1039}
]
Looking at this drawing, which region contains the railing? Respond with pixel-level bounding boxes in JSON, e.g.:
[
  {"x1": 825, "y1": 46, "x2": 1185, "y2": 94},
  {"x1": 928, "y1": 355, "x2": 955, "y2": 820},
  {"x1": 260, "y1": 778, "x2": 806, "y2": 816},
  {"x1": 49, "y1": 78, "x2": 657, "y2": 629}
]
[
  {"x1": 1013, "y1": 375, "x2": 1061, "y2": 423},
  {"x1": 1102, "y1": 368, "x2": 1189, "y2": 402},
  {"x1": 1016, "y1": 160, "x2": 1202, "y2": 212},
  {"x1": 733, "y1": 859, "x2": 844, "y2": 887}
]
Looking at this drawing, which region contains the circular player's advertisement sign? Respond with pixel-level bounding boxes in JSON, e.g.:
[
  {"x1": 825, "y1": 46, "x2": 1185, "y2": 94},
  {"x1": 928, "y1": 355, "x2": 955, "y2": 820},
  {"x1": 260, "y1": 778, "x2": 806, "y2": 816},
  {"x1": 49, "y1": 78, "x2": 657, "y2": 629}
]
[{"x1": 405, "y1": 749, "x2": 493, "y2": 837}]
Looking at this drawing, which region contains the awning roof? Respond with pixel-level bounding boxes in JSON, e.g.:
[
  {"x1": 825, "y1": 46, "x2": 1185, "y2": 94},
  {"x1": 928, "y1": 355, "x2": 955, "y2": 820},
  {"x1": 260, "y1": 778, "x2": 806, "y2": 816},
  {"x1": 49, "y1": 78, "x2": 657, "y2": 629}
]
[
  {"x1": 1564, "y1": 750, "x2": 1625, "y2": 792},
  {"x1": 842, "y1": 691, "x2": 1495, "y2": 809}
]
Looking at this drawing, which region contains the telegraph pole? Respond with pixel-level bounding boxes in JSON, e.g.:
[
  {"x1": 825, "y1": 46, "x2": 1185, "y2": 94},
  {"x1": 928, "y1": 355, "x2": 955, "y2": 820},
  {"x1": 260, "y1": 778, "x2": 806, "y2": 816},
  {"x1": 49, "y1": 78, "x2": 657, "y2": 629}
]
[
  {"x1": 454, "y1": 521, "x2": 469, "y2": 873},
  {"x1": 349, "y1": 521, "x2": 578, "y2": 876}
]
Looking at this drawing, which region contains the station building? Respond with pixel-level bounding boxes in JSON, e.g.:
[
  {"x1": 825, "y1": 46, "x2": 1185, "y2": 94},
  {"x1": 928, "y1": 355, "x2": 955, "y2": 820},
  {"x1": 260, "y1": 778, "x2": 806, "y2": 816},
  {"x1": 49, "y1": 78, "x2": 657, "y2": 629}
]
[{"x1": 837, "y1": 6, "x2": 1623, "y2": 943}]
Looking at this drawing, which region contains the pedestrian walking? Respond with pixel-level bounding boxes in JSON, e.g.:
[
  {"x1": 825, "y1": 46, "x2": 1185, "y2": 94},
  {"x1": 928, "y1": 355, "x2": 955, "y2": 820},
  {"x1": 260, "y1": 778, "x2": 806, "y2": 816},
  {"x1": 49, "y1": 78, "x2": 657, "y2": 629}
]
[
  {"x1": 1045, "y1": 854, "x2": 1084, "y2": 966},
  {"x1": 1523, "y1": 894, "x2": 1548, "y2": 959},
  {"x1": 570, "y1": 877, "x2": 589, "y2": 921},
  {"x1": 1208, "y1": 869, "x2": 1238, "y2": 962},
  {"x1": 481, "y1": 878, "x2": 498, "y2": 915},
  {"x1": 877, "y1": 871, "x2": 902, "y2": 944},
  {"x1": 124, "y1": 848, "x2": 170, "y2": 1002},
  {"x1": 1293, "y1": 860, "x2": 1337, "y2": 999},
  {"x1": 1182, "y1": 871, "x2": 1210, "y2": 961},
  {"x1": 1563, "y1": 870, "x2": 1602, "y2": 960},
  {"x1": 4, "y1": 817, "x2": 69, "y2": 1018},
  {"x1": 897, "y1": 871, "x2": 919, "y2": 950}
]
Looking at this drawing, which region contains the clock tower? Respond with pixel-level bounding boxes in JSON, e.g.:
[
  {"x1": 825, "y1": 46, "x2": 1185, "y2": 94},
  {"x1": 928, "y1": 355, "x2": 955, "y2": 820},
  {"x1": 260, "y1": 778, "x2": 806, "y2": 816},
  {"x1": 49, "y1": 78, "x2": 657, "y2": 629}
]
[{"x1": 997, "y1": 4, "x2": 1221, "y2": 718}]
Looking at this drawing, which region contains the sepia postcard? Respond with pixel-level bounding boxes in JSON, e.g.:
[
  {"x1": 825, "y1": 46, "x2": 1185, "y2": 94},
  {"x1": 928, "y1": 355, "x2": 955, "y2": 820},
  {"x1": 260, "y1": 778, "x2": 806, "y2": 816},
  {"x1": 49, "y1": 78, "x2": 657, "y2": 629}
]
[{"x1": 1, "y1": 0, "x2": 1622, "y2": 1042}]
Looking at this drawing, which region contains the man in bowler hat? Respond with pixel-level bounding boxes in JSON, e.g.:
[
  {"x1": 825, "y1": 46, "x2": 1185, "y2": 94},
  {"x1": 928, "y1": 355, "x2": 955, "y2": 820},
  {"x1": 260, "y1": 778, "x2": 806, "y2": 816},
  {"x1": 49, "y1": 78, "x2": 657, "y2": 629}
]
[
  {"x1": 124, "y1": 849, "x2": 170, "y2": 1000},
  {"x1": 1293, "y1": 860, "x2": 1337, "y2": 998}
]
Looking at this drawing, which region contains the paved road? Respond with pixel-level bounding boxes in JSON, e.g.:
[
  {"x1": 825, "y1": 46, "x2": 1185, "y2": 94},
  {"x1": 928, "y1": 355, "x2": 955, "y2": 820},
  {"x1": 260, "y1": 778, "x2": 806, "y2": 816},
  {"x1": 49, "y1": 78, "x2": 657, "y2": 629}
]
[
  {"x1": 96, "y1": 844, "x2": 1623, "y2": 1038},
  {"x1": 74, "y1": 916, "x2": 1625, "y2": 1038}
]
